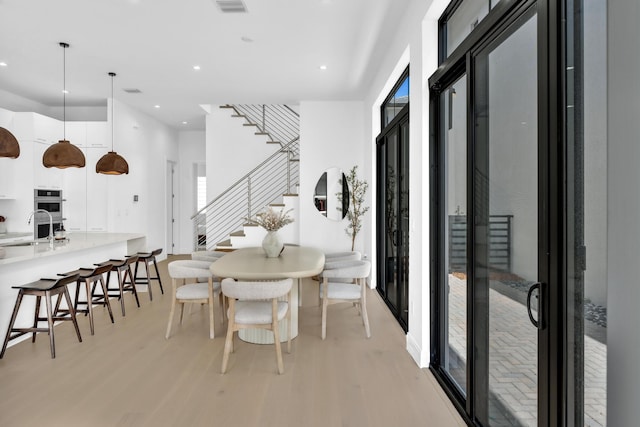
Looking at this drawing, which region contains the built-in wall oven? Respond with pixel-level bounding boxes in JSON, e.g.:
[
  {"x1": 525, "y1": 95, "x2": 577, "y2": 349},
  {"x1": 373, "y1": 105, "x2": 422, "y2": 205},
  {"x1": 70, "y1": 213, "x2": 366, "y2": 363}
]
[{"x1": 33, "y1": 189, "x2": 65, "y2": 238}]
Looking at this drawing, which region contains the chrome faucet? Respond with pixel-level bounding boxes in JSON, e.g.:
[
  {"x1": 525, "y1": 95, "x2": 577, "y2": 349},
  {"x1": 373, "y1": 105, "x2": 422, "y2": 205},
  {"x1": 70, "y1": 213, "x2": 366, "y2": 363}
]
[{"x1": 27, "y1": 209, "x2": 53, "y2": 247}]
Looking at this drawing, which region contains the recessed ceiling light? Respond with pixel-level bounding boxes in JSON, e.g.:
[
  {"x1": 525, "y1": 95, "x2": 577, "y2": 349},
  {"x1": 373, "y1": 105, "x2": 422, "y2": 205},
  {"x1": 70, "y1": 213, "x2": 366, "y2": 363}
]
[
  {"x1": 62, "y1": 89, "x2": 69, "y2": 94},
  {"x1": 0, "y1": 62, "x2": 7, "y2": 67},
  {"x1": 319, "y1": 65, "x2": 327, "y2": 70},
  {"x1": 154, "y1": 105, "x2": 160, "y2": 109},
  {"x1": 182, "y1": 121, "x2": 188, "y2": 125},
  {"x1": 193, "y1": 65, "x2": 201, "y2": 70},
  {"x1": 241, "y1": 36, "x2": 253, "y2": 43}
]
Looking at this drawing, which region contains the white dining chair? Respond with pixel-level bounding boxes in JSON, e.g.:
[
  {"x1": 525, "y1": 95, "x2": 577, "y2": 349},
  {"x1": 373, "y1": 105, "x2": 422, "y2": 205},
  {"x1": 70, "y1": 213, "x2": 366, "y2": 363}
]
[
  {"x1": 321, "y1": 260, "x2": 371, "y2": 340},
  {"x1": 221, "y1": 278, "x2": 293, "y2": 374},
  {"x1": 191, "y1": 250, "x2": 227, "y2": 262},
  {"x1": 166, "y1": 260, "x2": 222, "y2": 339},
  {"x1": 324, "y1": 251, "x2": 361, "y2": 262}
]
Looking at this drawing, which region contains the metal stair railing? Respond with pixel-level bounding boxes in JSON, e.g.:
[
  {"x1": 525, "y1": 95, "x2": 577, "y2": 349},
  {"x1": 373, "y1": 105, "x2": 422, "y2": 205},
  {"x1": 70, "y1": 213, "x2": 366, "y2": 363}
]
[
  {"x1": 191, "y1": 136, "x2": 299, "y2": 250},
  {"x1": 226, "y1": 104, "x2": 299, "y2": 152}
]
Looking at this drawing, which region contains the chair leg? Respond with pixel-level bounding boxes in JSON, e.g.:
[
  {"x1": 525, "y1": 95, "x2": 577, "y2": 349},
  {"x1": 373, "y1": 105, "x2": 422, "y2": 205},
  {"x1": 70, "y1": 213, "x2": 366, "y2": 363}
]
[
  {"x1": 165, "y1": 279, "x2": 178, "y2": 339},
  {"x1": 117, "y1": 269, "x2": 126, "y2": 316},
  {"x1": 97, "y1": 276, "x2": 115, "y2": 323},
  {"x1": 361, "y1": 285, "x2": 371, "y2": 338},
  {"x1": 153, "y1": 258, "x2": 164, "y2": 294},
  {"x1": 1, "y1": 291, "x2": 24, "y2": 358},
  {"x1": 321, "y1": 296, "x2": 328, "y2": 340},
  {"x1": 84, "y1": 280, "x2": 95, "y2": 335},
  {"x1": 44, "y1": 291, "x2": 56, "y2": 358},
  {"x1": 127, "y1": 266, "x2": 141, "y2": 308},
  {"x1": 272, "y1": 315, "x2": 284, "y2": 374},
  {"x1": 221, "y1": 318, "x2": 235, "y2": 374},
  {"x1": 208, "y1": 278, "x2": 215, "y2": 339},
  {"x1": 63, "y1": 287, "x2": 83, "y2": 343},
  {"x1": 144, "y1": 260, "x2": 153, "y2": 301},
  {"x1": 32, "y1": 295, "x2": 42, "y2": 343}
]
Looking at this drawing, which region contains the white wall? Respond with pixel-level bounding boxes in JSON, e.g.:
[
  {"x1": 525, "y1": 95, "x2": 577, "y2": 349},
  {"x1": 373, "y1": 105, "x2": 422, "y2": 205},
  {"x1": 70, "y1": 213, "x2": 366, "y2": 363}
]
[
  {"x1": 298, "y1": 101, "x2": 366, "y2": 253},
  {"x1": 360, "y1": 0, "x2": 445, "y2": 367},
  {"x1": 607, "y1": 0, "x2": 640, "y2": 424},
  {"x1": 177, "y1": 130, "x2": 205, "y2": 253},
  {"x1": 205, "y1": 106, "x2": 280, "y2": 201},
  {"x1": 105, "y1": 99, "x2": 179, "y2": 253}
]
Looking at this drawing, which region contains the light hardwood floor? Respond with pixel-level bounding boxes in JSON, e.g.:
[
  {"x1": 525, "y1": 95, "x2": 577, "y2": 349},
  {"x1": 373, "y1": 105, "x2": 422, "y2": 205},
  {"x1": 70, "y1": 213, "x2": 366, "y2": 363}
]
[{"x1": 0, "y1": 255, "x2": 465, "y2": 427}]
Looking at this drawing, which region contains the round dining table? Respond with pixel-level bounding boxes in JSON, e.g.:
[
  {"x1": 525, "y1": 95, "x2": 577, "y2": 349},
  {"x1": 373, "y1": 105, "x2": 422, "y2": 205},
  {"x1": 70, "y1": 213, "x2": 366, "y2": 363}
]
[{"x1": 210, "y1": 246, "x2": 325, "y2": 343}]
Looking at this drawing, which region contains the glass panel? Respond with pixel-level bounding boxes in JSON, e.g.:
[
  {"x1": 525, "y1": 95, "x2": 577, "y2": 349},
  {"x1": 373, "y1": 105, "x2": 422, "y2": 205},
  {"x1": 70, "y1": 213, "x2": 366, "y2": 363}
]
[
  {"x1": 566, "y1": 0, "x2": 608, "y2": 425},
  {"x1": 474, "y1": 11, "x2": 538, "y2": 426},
  {"x1": 384, "y1": 130, "x2": 399, "y2": 311},
  {"x1": 399, "y1": 118, "x2": 410, "y2": 327},
  {"x1": 443, "y1": 74, "x2": 468, "y2": 395},
  {"x1": 384, "y1": 76, "x2": 410, "y2": 127},
  {"x1": 447, "y1": 0, "x2": 491, "y2": 55}
]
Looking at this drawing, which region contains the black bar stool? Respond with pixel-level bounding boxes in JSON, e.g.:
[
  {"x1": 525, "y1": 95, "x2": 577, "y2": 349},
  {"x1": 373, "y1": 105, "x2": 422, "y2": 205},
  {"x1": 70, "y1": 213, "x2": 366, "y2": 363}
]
[
  {"x1": 1, "y1": 274, "x2": 81, "y2": 359},
  {"x1": 95, "y1": 256, "x2": 140, "y2": 316},
  {"x1": 55, "y1": 264, "x2": 115, "y2": 334},
  {"x1": 128, "y1": 248, "x2": 164, "y2": 301}
]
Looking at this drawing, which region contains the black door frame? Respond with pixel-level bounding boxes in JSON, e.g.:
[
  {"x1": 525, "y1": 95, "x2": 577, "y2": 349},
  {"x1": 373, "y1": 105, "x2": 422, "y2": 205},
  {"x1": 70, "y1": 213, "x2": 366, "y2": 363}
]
[
  {"x1": 428, "y1": 0, "x2": 565, "y2": 425},
  {"x1": 376, "y1": 69, "x2": 410, "y2": 332}
]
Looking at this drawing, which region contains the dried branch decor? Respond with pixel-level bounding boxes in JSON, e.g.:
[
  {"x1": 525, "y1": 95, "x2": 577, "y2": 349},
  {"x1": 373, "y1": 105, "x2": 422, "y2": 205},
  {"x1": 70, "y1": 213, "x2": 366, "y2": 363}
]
[{"x1": 343, "y1": 166, "x2": 369, "y2": 251}]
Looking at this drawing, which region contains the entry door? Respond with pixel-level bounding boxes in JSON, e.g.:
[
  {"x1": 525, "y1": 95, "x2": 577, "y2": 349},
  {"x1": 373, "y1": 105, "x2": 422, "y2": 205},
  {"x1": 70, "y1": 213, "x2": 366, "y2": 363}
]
[
  {"x1": 432, "y1": 5, "x2": 549, "y2": 426},
  {"x1": 376, "y1": 107, "x2": 410, "y2": 331}
]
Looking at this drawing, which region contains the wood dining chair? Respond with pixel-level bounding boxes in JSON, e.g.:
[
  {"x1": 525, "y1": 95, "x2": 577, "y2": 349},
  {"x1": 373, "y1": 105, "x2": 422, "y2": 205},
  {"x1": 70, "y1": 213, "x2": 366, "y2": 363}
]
[
  {"x1": 320, "y1": 260, "x2": 371, "y2": 340},
  {"x1": 166, "y1": 260, "x2": 223, "y2": 339},
  {"x1": 221, "y1": 278, "x2": 293, "y2": 375}
]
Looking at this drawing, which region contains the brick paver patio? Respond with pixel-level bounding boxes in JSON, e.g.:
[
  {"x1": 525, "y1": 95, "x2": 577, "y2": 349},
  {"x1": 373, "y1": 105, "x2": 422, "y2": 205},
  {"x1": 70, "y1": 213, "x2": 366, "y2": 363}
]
[{"x1": 447, "y1": 274, "x2": 606, "y2": 426}]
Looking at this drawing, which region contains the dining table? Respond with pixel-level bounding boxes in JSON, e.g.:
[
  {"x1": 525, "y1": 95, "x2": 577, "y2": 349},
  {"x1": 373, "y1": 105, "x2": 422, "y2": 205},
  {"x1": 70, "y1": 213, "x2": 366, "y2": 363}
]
[{"x1": 209, "y1": 246, "x2": 325, "y2": 344}]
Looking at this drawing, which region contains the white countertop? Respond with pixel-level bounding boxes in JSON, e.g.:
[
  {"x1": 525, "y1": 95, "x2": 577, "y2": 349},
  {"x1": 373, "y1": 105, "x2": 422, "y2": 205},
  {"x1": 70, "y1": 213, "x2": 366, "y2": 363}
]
[
  {"x1": 0, "y1": 232, "x2": 33, "y2": 244},
  {"x1": 0, "y1": 232, "x2": 145, "y2": 266}
]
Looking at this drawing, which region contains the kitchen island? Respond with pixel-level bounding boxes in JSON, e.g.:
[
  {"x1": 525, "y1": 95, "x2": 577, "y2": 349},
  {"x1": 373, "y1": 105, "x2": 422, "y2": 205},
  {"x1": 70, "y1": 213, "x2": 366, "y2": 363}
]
[{"x1": 0, "y1": 232, "x2": 146, "y2": 348}]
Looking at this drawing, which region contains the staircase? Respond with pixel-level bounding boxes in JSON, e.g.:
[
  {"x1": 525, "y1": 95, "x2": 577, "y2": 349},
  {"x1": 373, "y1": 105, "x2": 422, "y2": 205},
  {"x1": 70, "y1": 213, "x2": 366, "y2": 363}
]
[{"x1": 191, "y1": 104, "x2": 300, "y2": 251}]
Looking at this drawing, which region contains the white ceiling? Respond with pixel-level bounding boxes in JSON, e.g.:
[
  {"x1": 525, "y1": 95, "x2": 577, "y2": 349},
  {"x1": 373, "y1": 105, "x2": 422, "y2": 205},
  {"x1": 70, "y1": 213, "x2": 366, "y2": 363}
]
[{"x1": 0, "y1": 0, "x2": 408, "y2": 130}]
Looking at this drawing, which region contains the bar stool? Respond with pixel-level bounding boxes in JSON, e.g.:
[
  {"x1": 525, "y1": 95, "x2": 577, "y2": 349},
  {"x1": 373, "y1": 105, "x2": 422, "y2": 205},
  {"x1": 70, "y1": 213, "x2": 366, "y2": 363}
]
[
  {"x1": 94, "y1": 256, "x2": 140, "y2": 316},
  {"x1": 128, "y1": 248, "x2": 164, "y2": 301},
  {"x1": 55, "y1": 264, "x2": 115, "y2": 335},
  {"x1": 1, "y1": 274, "x2": 81, "y2": 359}
]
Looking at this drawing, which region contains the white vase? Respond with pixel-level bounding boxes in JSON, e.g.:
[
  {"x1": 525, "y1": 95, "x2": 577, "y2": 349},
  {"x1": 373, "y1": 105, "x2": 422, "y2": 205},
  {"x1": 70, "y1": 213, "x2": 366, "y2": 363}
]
[{"x1": 262, "y1": 230, "x2": 283, "y2": 258}]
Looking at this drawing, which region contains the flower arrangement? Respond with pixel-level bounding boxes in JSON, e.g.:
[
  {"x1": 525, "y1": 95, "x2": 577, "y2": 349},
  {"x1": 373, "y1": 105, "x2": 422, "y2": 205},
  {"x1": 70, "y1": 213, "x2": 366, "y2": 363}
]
[{"x1": 250, "y1": 207, "x2": 294, "y2": 231}]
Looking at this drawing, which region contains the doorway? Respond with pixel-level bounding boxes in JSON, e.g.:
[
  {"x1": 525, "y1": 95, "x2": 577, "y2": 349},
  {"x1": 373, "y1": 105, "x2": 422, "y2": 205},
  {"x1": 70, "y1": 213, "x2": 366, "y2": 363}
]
[
  {"x1": 166, "y1": 160, "x2": 177, "y2": 255},
  {"x1": 376, "y1": 69, "x2": 410, "y2": 331}
]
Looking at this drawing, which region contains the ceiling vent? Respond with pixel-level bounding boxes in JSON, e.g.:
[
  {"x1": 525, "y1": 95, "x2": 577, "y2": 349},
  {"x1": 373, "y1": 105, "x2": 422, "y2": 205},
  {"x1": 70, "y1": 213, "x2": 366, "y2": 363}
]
[
  {"x1": 215, "y1": 0, "x2": 248, "y2": 13},
  {"x1": 123, "y1": 88, "x2": 142, "y2": 94}
]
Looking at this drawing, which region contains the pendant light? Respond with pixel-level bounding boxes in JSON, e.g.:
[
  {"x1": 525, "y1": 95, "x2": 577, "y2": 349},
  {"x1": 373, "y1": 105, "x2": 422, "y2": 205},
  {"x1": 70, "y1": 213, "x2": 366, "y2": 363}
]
[
  {"x1": 0, "y1": 127, "x2": 20, "y2": 158},
  {"x1": 96, "y1": 72, "x2": 129, "y2": 175},
  {"x1": 42, "y1": 42, "x2": 86, "y2": 168}
]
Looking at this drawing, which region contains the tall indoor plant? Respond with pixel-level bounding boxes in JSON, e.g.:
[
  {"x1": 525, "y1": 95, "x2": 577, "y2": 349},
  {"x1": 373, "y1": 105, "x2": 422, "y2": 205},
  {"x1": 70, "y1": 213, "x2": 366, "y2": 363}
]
[{"x1": 342, "y1": 166, "x2": 369, "y2": 251}]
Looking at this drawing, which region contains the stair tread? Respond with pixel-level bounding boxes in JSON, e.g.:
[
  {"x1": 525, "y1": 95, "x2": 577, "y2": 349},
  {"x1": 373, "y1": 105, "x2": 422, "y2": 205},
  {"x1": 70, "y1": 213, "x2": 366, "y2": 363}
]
[
  {"x1": 230, "y1": 230, "x2": 245, "y2": 237},
  {"x1": 255, "y1": 132, "x2": 269, "y2": 135},
  {"x1": 282, "y1": 193, "x2": 299, "y2": 197},
  {"x1": 267, "y1": 141, "x2": 281, "y2": 144},
  {"x1": 270, "y1": 203, "x2": 285, "y2": 207},
  {"x1": 243, "y1": 222, "x2": 259, "y2": 227},
  {"x1": 243, "y1": 123, "x2": 258, "y2": 127},
  {"x1": 219, "y1": 105, "x2": 234, "y2": 109},
  {"x1": 217, "y1": 239, "x2": 232, "y2": 247}
]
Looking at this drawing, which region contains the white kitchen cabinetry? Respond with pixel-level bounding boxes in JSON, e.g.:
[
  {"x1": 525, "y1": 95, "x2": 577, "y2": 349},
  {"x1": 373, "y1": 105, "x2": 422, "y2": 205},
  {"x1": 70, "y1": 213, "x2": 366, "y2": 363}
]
[
  {"x1": 64, "y1": 122, "x2": 86, "y2": 147},
  {"x1": 64, "y1": 148, "x2": 108, "y2": 232},
  {"x1": 63, "y1": 166, "x2": 86, "y2": 232},
  {"x1": 33, "y1": 141, "x2": 63, "y2": 189},
  {"x1": 0, "y1": 158, "x2": 16, "y2": 199},
  {"x1": 86, "y1": 148, "x2": 108, "y2": 231},
  {"x1": 86, "y1": 122, "x2": 108, "y2": 148},
  {"x1": 13, "y1": 113, "x2": 60, "y2": 144}
]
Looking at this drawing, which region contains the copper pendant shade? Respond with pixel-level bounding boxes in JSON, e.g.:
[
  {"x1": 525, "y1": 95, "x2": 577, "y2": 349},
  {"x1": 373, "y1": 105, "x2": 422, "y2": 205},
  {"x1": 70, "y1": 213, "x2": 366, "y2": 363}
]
[
  {"x1": 96, "y1": 72, "x2": 129, "y2": 175},
  {"x1": 96, "y1": 151, "x2": 129, "y2": 175},
  {"x1": 43, "y1": 140, "x2": 86, "y2": 168},
  {"x1": 43, "y1": 42, "x2": 86, "y2": 169},
  {"x1": 0, "y1": 127, "x2": 20, "y2": 158}
]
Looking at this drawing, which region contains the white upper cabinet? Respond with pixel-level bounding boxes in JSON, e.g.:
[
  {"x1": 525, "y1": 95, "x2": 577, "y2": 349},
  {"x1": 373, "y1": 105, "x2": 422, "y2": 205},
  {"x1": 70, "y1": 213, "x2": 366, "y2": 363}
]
[
  {"x1": 64, "y1": 122, "x2": 87, "y2": 147},
  {"x1": 33, "y1": 141, "x2": 63, "y2": 189},
  {"x1": 86, "y1": 122, "x2": 108, "y2": 148},
  {"x1": 0, "y1": 158, "x2": 16, "y2": 199}
]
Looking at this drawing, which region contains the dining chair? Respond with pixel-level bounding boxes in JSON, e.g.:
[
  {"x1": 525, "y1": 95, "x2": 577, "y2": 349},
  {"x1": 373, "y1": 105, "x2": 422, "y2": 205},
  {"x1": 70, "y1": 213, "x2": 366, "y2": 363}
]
[
  {"x1": 166, "y1": 260, "x2": 223, "y2": 339},
  {"x1": 221, "y1": 278, "x2": 293, "y2": 375},
  {"x1": 320, "y1": 260, "x2": 371, "y2": 340},
  {"x1": 191, "y1": 250, "x2": 227, "y2": 262},
  {"x1": 324, "y1": 251, "x2": 362, "y2": 262}
]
